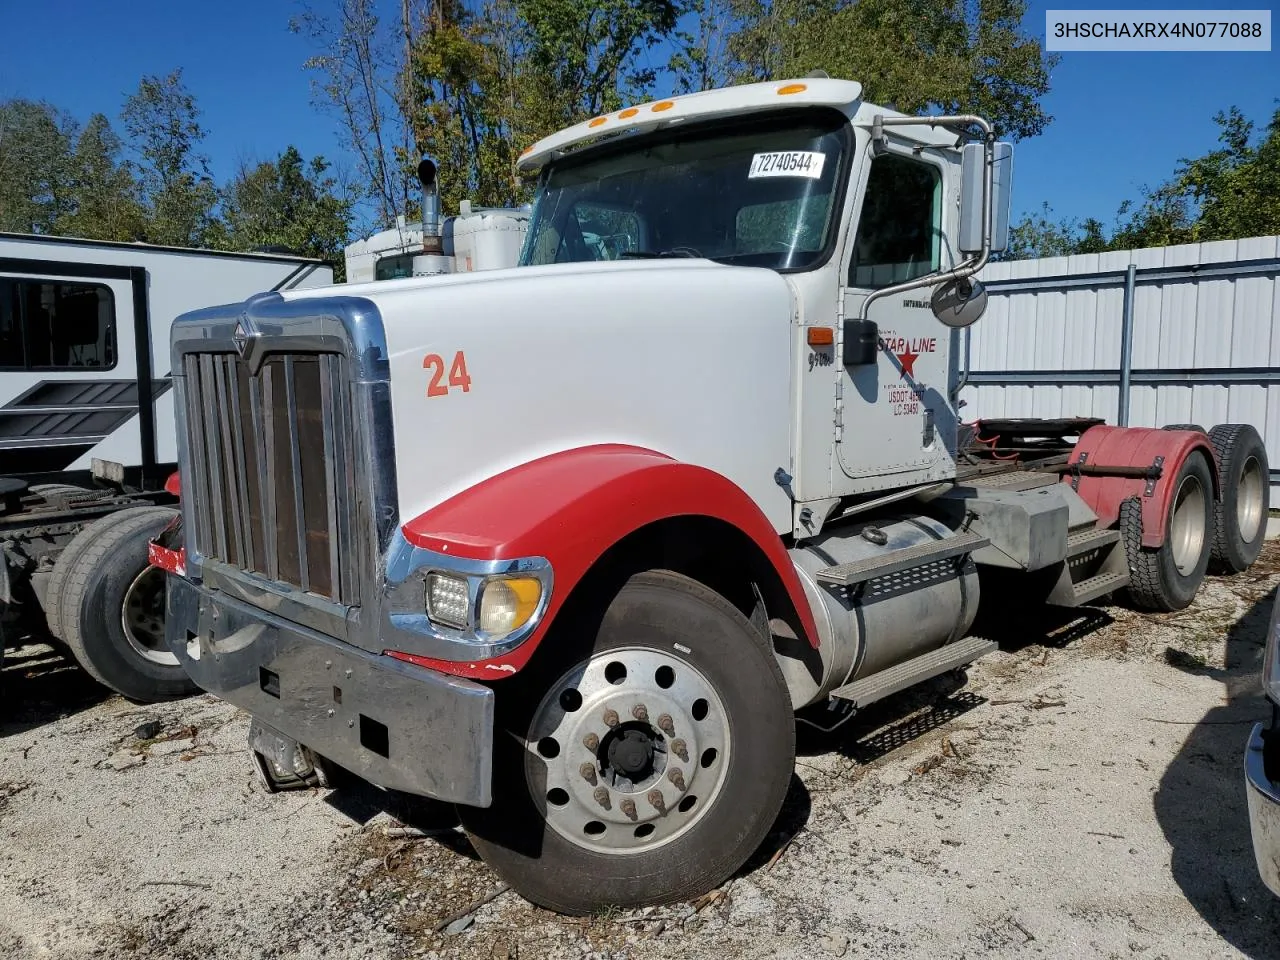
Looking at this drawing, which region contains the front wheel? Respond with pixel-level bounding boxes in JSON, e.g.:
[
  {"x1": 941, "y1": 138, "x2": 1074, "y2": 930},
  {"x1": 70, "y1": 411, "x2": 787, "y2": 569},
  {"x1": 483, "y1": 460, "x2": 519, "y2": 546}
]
[{"x1": 458, "y1": 570, "x2": 795, "y2": 915}]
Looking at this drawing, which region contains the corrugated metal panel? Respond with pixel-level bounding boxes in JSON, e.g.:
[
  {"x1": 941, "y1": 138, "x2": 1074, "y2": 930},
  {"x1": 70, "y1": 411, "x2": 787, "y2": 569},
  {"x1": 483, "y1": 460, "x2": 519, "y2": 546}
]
[{"x1": 966, "y1": 235, "x2": 1280, "y2": 492}]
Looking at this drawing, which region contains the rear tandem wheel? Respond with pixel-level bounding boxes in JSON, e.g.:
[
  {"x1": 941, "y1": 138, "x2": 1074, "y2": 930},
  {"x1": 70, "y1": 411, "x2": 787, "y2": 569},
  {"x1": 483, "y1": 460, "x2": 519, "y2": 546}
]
[{"x1": 1121, "y1": 450, "x2": 1215, "y2": 611}]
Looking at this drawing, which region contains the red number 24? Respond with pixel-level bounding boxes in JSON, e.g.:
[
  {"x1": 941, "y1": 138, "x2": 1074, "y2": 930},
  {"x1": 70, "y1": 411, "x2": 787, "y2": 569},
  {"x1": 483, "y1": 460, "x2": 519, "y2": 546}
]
[{"x1": 424, "y1": 351, "x2": 472, "y2": 397}]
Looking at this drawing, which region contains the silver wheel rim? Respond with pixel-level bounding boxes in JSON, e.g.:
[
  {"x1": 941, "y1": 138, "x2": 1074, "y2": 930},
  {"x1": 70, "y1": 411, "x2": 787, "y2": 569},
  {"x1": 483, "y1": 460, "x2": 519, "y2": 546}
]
[
  {"x1": 526, "y1": 646, "x2": 731, "y2": 855},
  {"x1": 1170, "y1": 472, "x2": 1208, "y2": 575},
  {"x1": 122, "y1": 566, "x2": 177, "y2": 666},
  {"x1": 1237, "y1": 455, "x2": 1265, "y2": 544}
]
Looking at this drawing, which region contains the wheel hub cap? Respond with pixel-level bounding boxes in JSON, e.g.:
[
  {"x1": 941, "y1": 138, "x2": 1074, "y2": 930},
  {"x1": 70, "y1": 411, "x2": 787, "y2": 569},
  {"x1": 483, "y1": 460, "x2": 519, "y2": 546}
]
[
  {"x1": 1238, "y1": 455, "x2": 1265, "y2": 544},
  {"x1": 526, "y1": 647, "x2": 731, "y2": 854},
  {"x1": 1170, "y1": 472, "x2": 1207, "y2": 576},
  {"x1": 606, "y1": 727, "x2": 656, "y2": 780},
  {"x1": 122, "y1": 566, "x2": 179, "y2": 666}
]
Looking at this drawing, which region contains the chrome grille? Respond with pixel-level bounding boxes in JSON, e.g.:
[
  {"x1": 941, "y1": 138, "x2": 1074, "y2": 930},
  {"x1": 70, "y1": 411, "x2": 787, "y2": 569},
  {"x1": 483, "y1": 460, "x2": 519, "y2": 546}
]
[{"x1": 182, "y1": 351, "x2": 356, "y2": 604}]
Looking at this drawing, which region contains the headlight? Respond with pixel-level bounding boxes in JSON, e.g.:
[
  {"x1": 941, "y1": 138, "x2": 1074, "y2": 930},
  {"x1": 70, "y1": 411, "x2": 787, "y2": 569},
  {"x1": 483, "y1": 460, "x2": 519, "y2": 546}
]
[
  {"x1": 1264, "y1": 595, "x2": 1280, "y2": 702},
  {"x1": 426, "y1": 573, "x2": 470, "y2": 630},
  {"x1": 478, "y1": 576, "x2": 543, "y2": 638}
]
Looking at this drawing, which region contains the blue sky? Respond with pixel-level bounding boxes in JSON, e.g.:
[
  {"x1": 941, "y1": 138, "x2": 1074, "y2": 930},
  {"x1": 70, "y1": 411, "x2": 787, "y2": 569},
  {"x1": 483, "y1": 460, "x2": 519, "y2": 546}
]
[{"x1": 1, "y1": 0, "x2": 1276, "y2": 234}]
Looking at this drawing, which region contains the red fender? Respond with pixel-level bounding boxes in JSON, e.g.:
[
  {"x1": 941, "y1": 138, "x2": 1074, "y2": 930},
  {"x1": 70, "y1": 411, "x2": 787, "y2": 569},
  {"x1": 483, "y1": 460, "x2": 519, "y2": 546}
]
[
  {"x1": 392, "y1": 444, "x2": 818, "y2": 679},
  {"x1": 1064, "y1": 425, "x2": 1219, "y2": 548}
]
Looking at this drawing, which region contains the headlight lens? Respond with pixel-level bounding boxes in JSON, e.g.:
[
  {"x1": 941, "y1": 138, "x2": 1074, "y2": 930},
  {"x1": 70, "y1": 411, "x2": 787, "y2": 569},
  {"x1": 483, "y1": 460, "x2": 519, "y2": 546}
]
[
  {"x1": 426, "y1": 573, "x2": 470, "y2": 630},
  {"x1": 478, "y1": 576, "x2": 543, "y2": 638}
]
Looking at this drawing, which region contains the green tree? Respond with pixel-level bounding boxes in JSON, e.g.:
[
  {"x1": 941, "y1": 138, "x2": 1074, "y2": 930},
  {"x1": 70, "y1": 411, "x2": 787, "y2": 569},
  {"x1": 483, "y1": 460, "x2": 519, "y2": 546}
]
[
  {"x1": 1140, "y1": 105, "x2": 1280, "y2": 244},
  {"x1": 1000, "y1": 202, "x2": 1078, "y2": 260},
  {"x1": 215, "y1": 146, "x2": 354, "y2": 277},
  {"x1": 121, "y1": 69, "x2": 219, "y2": 246},
  {"x1": 0, "y1": 99, "x2": 78, "y2": 234},
  {"x1": 517, "y1": 0, "x2": 681, "y2": 125},
  {"x1": 292, "y1": 0, "x2": 422, "y2": 231},
  {"x1": 1007, "y1": 104, "x2": 1280, "y2": 259},
  {"x1": 723, "y1": 0, "x2": 1056, "y2": 140},
  {"x1": 56, "y1": 114, "x2": 147, "y2": 241},
  {"x1": 408, "y1": 0, "x2": 525, "y2": 211}
]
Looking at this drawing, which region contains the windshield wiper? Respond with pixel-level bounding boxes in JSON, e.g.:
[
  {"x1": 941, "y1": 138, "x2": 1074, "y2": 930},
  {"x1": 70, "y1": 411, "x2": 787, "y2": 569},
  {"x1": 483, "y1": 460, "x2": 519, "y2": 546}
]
[{"x1": 618, "y1": 248, "x2": 702, "y2": 259}]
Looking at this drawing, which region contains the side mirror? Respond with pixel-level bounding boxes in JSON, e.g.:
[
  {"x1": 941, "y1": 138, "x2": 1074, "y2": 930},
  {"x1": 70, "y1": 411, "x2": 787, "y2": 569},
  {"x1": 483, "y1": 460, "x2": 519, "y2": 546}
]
[
  {"x1": 959, "y1": 142, "x2": 1013, "y2": 255},
  {"x1": 931, "y1": 277, "x2": 987, "y2": 328}
]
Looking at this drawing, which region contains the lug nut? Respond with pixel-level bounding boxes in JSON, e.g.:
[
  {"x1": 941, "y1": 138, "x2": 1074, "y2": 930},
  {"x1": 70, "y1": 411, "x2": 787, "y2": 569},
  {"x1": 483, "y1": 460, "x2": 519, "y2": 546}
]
[
  {"x1": 593, "y1": 787, "x2": 611, "y2": 810},
  {"x1": 583, "y1": 732, "x2": 600, "y2": 751},
  {"x1": 603, "y1": 708, "x2": 620, "y2": 728},
  {"x1": 620, "y1": 798, "x2": 638, "y2": 821},
  {"x1": 668, "y1": 768, "x2": 686, "y2": 792},
  {"x1": 580, "y1": 762, "x2": 597, "y2": 785},
  {"x1": 671, "y1": 738, "x2": 689, "y2": 763},
  {"x1": 647, "y1": 789, "x2": 666, "y2": 813},
  {"x1": 632, "y1": 703, "x2": 649, "y2": 722},
  {"x1": 657, "y1": 713, "x2": 675, "y2": 736}
]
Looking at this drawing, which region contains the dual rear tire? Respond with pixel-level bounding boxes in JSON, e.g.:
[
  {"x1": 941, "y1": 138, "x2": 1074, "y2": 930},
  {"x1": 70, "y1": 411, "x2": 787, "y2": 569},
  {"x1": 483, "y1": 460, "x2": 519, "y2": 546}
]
[
  {"x1": 1123, "y1": 423, "x2": 1269, "y2": 611},
  {"x1": 47, "y1": 506, "x2": 197, "y2": 702}
]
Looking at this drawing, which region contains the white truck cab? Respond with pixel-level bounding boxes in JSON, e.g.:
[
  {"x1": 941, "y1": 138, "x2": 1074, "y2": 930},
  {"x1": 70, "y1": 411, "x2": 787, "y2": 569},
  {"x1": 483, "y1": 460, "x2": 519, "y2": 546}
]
[{"x1": 159, "y1": 77, "x2": 1268, "y2": 915}]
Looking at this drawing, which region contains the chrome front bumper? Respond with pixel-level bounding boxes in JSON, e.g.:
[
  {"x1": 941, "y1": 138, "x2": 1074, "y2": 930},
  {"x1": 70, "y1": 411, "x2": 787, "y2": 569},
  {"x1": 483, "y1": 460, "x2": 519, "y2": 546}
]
[
  {"x1": 1246, "y1": 721, "x2": 1280, "y2": 896},
  {"x1": 166, "y1": 575, "x2": 494, "y2": 806}
]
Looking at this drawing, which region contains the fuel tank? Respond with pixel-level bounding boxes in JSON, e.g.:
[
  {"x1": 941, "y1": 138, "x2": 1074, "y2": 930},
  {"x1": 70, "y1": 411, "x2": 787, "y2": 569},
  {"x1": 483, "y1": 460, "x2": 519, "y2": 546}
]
[{"x1": 782, "y1": 514, "x2": 981, "y2": 708}]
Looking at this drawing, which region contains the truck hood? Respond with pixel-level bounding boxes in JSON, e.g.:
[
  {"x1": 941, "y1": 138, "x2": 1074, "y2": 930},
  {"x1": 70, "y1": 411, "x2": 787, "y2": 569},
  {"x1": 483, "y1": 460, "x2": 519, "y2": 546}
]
[{"x1": 284, "y1": 258, "x2": 800, "y2": 535}]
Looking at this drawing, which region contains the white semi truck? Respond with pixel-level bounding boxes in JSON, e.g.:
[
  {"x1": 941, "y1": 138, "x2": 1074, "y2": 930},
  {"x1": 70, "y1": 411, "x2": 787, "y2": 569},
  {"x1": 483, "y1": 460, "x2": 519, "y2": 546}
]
[
  {"x1": 0, "y1": 233, "x2": 333, "y2": 699},
  {"x1": 157, "y1": 78, "x2": 1270, "y2": 913}
]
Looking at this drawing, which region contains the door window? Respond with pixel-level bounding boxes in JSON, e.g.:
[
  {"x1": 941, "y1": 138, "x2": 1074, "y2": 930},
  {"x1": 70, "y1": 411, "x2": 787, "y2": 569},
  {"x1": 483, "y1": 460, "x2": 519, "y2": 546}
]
[{"x1": 849, "y1": 154, "x2": 942, "y2": 288}]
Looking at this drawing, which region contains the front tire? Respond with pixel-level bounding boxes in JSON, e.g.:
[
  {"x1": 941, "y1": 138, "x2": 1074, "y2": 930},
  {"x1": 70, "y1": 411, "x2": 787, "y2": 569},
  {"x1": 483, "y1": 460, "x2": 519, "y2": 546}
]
[
  {"x1": 56, "y1": 507, "x2": 197, "y2": 702},
  {"x1": 458, "y1": 570, "x2": 795, "y2": 915}
]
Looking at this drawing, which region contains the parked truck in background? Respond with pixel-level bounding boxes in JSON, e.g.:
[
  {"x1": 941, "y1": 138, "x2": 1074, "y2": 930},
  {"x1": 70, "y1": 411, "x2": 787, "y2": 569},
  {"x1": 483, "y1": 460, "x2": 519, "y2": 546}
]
[
  {"x1": 0, "y1": 234, "x2": 333, "y2": 699},
  {"x1": 156, "y1": 77, "x2": 1271, "y2": 914}
]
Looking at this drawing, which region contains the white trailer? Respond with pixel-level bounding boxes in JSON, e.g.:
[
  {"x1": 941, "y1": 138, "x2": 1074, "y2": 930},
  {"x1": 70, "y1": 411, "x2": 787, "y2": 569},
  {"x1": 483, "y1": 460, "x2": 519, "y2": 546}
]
[
  {"x1": 159, "y1": 77, "x2": 1269, "y2": 914},
  {"x1": 343, "y1": 160, "x2": 530, "y2": 283},
  {"x1": 343, "y1": 205, "x2": 530, "y2": 284},
  {"x1": 0, "y1": 233, "x2": 332, "y2": 699}
]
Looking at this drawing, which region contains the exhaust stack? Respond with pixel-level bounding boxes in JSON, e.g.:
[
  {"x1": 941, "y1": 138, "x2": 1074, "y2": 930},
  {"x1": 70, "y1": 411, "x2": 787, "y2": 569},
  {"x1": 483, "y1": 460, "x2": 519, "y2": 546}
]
[{"x1": 414, "y1": 156, "x2": 451, "y2": 275}]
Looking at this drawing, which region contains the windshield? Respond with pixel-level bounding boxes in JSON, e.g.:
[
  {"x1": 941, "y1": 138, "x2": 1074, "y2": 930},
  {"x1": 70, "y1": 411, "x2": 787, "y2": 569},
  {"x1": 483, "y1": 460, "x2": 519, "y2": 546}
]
[{"x1": 520, "y1": 111, "x2": 850, "y2": 272}]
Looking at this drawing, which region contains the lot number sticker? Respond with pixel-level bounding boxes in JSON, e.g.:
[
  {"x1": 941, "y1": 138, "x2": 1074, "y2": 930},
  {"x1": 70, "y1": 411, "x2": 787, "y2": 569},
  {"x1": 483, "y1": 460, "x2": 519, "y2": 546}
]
[{"x1": 748, "y1": 151, "x2": 826, "y2": 179}]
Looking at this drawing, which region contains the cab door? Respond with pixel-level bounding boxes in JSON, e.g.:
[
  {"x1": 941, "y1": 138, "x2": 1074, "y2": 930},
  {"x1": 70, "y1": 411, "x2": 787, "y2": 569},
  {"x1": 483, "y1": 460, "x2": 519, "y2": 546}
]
[{"x1": 834, "y1": 142, "x2": 959, "y2": 494}]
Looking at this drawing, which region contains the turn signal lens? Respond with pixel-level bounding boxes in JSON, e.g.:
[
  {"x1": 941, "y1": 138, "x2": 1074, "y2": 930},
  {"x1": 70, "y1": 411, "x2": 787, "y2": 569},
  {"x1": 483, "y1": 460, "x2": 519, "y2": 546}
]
[
  {"x1": 426, "y1": 573, "x2": 470, "y2": 629},
  {"x1": 479, "y1": 576, "x2": 543, "y2": 637}
]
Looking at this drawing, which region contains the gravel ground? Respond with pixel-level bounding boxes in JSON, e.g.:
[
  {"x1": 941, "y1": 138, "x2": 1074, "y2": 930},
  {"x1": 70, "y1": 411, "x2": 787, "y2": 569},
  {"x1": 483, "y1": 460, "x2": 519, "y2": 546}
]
[{"x1": 4, "y1": 545, "x2": 1280, "y2": 960}]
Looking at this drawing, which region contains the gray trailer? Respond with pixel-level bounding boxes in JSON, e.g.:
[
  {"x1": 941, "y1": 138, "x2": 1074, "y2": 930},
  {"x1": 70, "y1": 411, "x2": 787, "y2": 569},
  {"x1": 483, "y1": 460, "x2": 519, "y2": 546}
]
[{"x1": 0, "y1": 233, "x2": 332, "y2": 701}]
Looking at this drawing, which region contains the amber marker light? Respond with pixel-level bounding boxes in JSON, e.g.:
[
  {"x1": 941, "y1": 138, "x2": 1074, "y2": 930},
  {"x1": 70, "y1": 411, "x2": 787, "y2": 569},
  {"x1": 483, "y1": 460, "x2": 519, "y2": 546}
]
[
  {"x1": 807, "y1": 327, "x2": 835, "y2": 346},
  {"x1": 777, "y1": 83, "x2": 808, "y2": 95}
]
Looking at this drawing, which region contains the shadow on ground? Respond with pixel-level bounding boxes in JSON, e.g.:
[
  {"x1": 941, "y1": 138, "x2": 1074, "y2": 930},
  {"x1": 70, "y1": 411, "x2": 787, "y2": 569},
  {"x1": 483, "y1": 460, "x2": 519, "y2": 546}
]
[
  {"x1": 1153, "y1": 580, "x2": 1280, "y2": 958},
  {"x1": 0, "y1": 640, "x2": 112, "y2": 738},
  {"x1": 324, "y1": 774, "x2": 479, "y2": 861}
]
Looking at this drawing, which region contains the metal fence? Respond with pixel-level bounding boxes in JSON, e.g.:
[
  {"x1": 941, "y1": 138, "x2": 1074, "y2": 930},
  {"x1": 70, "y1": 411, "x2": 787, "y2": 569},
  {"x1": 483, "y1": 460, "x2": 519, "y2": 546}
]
[{"x1": 963, "y1": 236, "x2": 1280, "y2": 491}]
